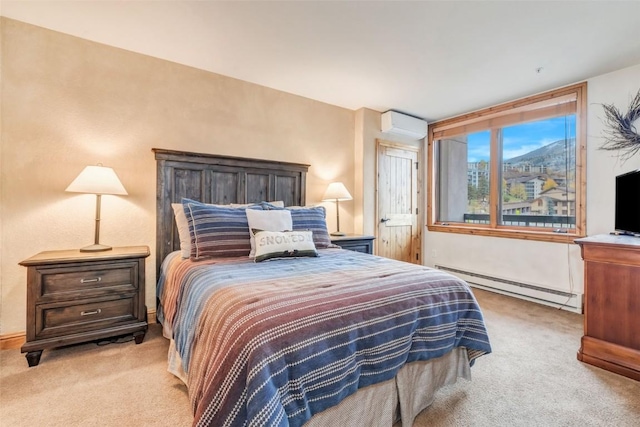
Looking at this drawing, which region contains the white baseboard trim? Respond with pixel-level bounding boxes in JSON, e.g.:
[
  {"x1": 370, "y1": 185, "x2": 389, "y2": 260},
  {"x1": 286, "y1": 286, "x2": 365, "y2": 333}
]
[{"x1": 435, "y1": 264, "x2": 583, "y2": 314}]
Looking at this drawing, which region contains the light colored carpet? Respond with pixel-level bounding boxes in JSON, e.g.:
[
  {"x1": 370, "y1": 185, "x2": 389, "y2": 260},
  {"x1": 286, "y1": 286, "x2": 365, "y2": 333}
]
[
  {"x1": 1, "y1": 289, "x2": 638, "y2": 426},
  {"x1": 412, "y1": 289, "x2": 640, "y2": 427}
]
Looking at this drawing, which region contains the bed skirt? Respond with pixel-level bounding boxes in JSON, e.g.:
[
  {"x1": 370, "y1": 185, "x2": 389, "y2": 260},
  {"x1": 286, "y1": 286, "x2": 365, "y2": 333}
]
[{"x1": 166, "y1": 341, "x2": 469, "y2": 427}]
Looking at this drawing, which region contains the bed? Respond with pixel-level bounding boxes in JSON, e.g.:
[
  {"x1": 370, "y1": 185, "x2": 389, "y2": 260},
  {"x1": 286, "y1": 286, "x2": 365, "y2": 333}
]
[{"x1": 153, "y1": 148, "x2": 491, "y2": 427}]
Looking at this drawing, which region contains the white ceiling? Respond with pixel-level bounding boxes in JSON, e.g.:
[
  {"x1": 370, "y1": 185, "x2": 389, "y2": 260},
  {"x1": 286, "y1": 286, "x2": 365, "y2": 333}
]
[{"x1": 2, "y1": 1, "x2": 640, "y2": 122}]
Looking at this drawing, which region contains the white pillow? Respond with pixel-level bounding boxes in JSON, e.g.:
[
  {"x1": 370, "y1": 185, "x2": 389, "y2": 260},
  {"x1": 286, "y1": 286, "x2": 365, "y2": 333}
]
[
  {"x1": 172, "y1": 203, "x2": 191, "y2": 258},
  {"x1": 245, "y1": 209, "x2": 293, "y2": 258},
  {"x1": 253, "y1": 230, "x2": 318, "y2": 262}
]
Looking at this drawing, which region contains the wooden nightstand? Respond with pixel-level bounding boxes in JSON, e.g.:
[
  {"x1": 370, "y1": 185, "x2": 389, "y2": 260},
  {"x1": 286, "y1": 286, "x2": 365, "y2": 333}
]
[
  {"x1": 19, "y1": 246, "x2": 150, "y2": 367},
  {"x1": 331, "y1": 235, "x2": 375, "y2": 254}
]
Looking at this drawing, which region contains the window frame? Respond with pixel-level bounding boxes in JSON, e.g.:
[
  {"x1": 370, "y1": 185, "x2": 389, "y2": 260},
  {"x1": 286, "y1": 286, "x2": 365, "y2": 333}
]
[{"x1": 427, "y1": 82, "x2": 587, "y2": 244}]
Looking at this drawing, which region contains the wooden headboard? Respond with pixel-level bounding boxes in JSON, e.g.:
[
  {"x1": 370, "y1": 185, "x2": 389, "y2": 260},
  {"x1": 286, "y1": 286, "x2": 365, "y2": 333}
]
[{"x1": 153, "y1": 148, "x2": 309, "y2": 272}]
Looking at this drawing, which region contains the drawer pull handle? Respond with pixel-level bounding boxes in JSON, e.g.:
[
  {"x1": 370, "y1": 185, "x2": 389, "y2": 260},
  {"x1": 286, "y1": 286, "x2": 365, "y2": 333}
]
[
  {"x1": 81, "y1": 309, "x2": 102, "y2": 316},
  {"x1": 80, "y1": 277, "x2": 102, "y2": 284}
]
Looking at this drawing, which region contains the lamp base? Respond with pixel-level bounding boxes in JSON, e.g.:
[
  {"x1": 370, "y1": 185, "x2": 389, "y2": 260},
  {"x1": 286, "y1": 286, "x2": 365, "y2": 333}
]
[
  {"x1": 80, "y1": 243, "x2": 113, "y2": 252},
  {"x1": 330, "y1": 231, "x2": 346, "y2": 236}
]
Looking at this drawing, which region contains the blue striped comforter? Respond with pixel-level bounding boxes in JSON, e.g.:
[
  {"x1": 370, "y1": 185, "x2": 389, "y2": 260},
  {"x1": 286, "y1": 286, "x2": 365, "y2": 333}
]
[{"x1": 157, "y1": 249, "x2": 491, "y2": 427}]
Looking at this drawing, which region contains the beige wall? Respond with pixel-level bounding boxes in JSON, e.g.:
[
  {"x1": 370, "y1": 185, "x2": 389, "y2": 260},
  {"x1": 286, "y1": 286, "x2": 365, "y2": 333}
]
[{"x1": 0, "y1": 18, "x2": 356, "y2": 334}]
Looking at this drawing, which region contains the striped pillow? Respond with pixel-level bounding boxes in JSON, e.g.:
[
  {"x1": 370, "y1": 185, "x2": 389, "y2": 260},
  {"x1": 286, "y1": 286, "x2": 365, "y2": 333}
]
[
  {"x1": 182, "y1": 199, "x2": 261, "y2": 260},
  {"x1": 287, "y1": 206, "x2": 333, "y2": 249}
]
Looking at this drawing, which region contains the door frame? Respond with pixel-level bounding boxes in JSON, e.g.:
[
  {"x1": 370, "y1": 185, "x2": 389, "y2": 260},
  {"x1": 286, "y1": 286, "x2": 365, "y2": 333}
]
[{"x1": 375, "y1": 139, "x2": 423, "y2": 264}]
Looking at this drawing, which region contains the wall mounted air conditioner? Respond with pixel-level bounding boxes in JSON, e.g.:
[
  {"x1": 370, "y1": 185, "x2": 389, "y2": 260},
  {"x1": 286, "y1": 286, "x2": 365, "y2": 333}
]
[{"x1": 381, "y1": 111, "x2": 428, "y2": 139}]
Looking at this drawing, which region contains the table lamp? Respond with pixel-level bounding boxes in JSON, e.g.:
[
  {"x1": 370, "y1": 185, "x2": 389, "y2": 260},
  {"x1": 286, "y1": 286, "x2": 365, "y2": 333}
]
[
  {"x1": 322, "y1": 182, "x2": 352, "y2": 236},
  {"x1": 66, "y1": 164, "x2": 128, "y2": 252}
]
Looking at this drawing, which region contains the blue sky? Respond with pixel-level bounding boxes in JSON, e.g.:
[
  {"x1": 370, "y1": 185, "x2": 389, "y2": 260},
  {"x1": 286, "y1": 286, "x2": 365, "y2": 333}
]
[{"x1": 467, "y1": 115, "x2": 576, "y2": 162}]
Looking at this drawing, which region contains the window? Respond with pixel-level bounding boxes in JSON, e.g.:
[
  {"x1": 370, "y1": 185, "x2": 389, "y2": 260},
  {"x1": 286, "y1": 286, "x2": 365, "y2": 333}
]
[{"x1": 427, "y1": 83, "x2": 586, "y2": 243}]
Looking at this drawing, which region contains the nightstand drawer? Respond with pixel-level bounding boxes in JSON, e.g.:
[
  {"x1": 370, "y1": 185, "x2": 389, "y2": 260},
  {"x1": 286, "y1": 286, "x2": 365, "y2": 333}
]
[
  {"x1": 35, "y1": 296, "x2": 137, "y2": 339},
  {"x1": 338, "y1": 242, "x2": 372, "y2": 253},
  {"x1": 330, "y1": 235, "x2": 375, "y2": 255},
  {"x1": 37, "y1": 261, "x2": 138, "y2": 301}
]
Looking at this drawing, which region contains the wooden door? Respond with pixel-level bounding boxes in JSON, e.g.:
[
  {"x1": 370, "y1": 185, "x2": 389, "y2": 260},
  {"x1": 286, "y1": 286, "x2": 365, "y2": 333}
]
[{"x1": 377, "y1": 142, "x2": 420, "y2": 263}]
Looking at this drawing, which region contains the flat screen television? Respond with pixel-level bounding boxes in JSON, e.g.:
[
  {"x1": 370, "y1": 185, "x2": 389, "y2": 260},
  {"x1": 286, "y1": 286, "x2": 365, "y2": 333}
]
[{"x1": 615, "y1": 169, "x2": 640, "y2": 236}]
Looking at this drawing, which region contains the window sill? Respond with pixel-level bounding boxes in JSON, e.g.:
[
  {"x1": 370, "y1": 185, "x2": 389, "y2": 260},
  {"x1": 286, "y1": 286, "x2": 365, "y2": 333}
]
[{"x1": 427, "y1": 224, "x2": 584, "y2": 244}]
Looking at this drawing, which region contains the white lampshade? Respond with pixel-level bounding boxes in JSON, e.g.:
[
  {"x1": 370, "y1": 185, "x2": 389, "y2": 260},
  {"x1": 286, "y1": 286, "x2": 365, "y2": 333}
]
[
  {"x1": 66, "y1": 165, "x2": 128, "y2": 195},
  {"x1": 322, "y1": 182, "x2": 352, "y2": 201}
]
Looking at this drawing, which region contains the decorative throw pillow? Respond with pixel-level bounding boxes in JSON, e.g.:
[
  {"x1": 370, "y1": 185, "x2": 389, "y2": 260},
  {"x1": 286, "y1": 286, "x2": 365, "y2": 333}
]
[
  {"x1": 253, "y1": 230, "x2": 318, "y2": 262},
  {"x1": 171, "y1": 203, "x2": 192, "y2": 258},
  {"x1": 182, "y1": 199, "x2": 261, "y2": 260},
  {"x1": 245, "y1": 209, "x2": 293, "y2": 258},
  {"x1": 287, "y1": 206, "x2": 333, "y2": 249}
]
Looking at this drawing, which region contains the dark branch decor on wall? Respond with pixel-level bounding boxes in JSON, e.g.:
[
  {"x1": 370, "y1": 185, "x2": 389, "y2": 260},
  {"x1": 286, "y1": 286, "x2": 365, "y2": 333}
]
[{"x1": 599, "y1": 89, "x2": 640, "y2": 162}]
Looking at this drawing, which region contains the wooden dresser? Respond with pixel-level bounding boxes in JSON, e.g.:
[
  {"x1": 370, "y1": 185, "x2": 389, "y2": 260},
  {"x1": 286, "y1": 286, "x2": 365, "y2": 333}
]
[
  {"x1": 575, "y1": 235, "x2": 640, "y2": 381},
  {"x1": 20, "y1": 246, "x2": 149, "y2": 367}
]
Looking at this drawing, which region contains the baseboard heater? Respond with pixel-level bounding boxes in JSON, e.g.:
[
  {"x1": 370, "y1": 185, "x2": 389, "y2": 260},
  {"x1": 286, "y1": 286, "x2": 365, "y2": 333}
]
[{"x1": 435, "y1": 264, "x2": 583, "y2": 314}]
